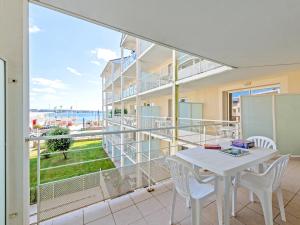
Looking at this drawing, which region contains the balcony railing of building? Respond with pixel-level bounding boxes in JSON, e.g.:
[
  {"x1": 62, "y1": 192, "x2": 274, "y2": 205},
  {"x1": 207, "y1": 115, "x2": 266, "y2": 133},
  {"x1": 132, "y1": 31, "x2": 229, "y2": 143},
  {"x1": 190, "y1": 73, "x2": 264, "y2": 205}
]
[
  {"x1": 107, "y1": 114, "x2": 121, "y2": 124},
  {"x1": 27, "y1": 121, "x2": 239, "y2": 224},
  {"x1": 122, "y1": 84, "x2": 137, "y2": 98},
  {"x1": 138, "y1": 40, "x2": 153, "y2": 56},
  {"x1": 122, "y1": 52, "x2": 137, "y2": 72},
  {"x1": 104, "y1": 68, "x2": 121, "y2": 89},
  {"x1": 177, "y1": 55, "x2": 222, "y2": 80},
  {"x1": 123, "y1": 115, "x2": 137, "y2": 127},
  {"x1": 141, "y1": 116, "x2": 173, "y2": 136},
  {"x1": 140, "y1": 72, "x2": 172, "y2": 93},
  {"x1": 105, "y1": 93, "x2": 113, "y2": 104},
  {"x1": 113, "y1": 93, "x2": 121, "y2": 102}
]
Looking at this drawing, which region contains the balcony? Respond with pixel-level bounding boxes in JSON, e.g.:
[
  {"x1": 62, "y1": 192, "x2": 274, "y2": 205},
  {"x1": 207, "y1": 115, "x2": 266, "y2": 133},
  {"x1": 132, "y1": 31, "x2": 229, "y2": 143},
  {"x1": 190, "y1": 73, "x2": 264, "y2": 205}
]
[
  {"x1": 123, "y1": 52, "x2": 137, "y2": 72},
  {"x1": 113, "y1": 94, "x2": 121, "y2": 102},
  {"x1": 140, "y1": 72, "x2": 172, "y2": 93},
  {"x1": 104, "y1": 68, "x2": 121, "y2": 89},
  {"x1": 122, "y1": 84, "x2": 137, "y2": 99},
  {"x1": 177, "y1": 53, "x2": 223, "y2": 81},
  {"x1": 123, "y1": 115, "x2": 137, "y2": 128},
  {"x1": 138, "y1": 40, "x2": 153, "y2": 56}
]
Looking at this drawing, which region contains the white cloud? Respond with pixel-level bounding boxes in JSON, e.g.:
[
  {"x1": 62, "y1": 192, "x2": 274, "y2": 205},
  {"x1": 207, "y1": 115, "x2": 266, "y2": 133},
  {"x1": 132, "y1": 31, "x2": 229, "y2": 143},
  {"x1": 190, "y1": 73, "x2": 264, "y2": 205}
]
[
  {"x1": 90, "y1": 60, "x2": 101, "y2": 66},
  {"x1": 32, "y1": 77, "x2": 66, "y2": 89},
  {"x1": 67, "y1": 67, "x2": 82, "y2": 76},
  {"x1": 32, "y1": 87, "x2": 56, "y2": 94},
  {"x1": 91, "y1": 48, "x2": 117, "y2": 61},
  {"x1": 29, "y1": 24, "x2": 41, "y2": 33}
]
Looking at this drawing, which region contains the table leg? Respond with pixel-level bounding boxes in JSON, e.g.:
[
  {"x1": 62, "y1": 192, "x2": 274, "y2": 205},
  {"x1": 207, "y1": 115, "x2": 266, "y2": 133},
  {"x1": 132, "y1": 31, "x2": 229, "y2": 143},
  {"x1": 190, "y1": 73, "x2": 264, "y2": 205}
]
[{"x1": 223, "y1": 176, "x2": 232, "y2": 225}]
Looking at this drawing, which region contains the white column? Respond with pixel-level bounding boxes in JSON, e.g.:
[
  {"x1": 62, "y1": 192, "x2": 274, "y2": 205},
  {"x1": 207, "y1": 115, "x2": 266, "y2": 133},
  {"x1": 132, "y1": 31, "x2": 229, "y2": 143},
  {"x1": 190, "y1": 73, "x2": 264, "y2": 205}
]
[
  {"x1": 0, "y1": 0, "x2": 29, "y2": 224},
  {"x1": 136, "y1": 39, "x2": 142, "y2": 164},
  {"x1": 120, "y1": 47, "x2": 125, "y2": 167},
  {"x1": 135, "y1": 38, "x2": 143, "y2": 187},
  {"x1": 171, "y1": 50, "x2": 179, "y2": 155}
]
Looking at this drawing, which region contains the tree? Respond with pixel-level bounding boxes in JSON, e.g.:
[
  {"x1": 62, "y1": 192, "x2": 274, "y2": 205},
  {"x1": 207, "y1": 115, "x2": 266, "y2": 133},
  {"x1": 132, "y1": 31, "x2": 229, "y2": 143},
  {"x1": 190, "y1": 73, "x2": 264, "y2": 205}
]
[{"x1": 45, "y1": 127, "x2": 72, "y2": 159}]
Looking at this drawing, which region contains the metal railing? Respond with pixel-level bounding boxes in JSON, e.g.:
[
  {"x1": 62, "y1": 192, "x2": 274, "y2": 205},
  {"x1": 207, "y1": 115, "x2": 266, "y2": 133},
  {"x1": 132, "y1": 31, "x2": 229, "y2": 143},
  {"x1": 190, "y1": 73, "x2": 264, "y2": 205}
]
[
  {"x1": 27, "y1": 121, "x2": 240, "y2": 224},
  {"x1": 122, "y1": 84, "x2": 137, "y2": 98},
  {"x1": 178, "y1": 59, "x2": 222, "y2": 80},
  {"x1": 139, "y1": 40, "x2": 153, "y2": 56},
  {"x1": 123, "y1": 115, "x2": 137, "y2": 127},
  {"x1": 104, "y1": 68, "x2": 121, "y2": 89},
  {"x1": 140, "y1": 72, "x2": 172, "y2": 92},
  {"x1": 123, "y1": 52, "x2": 137, "y2": 72}
]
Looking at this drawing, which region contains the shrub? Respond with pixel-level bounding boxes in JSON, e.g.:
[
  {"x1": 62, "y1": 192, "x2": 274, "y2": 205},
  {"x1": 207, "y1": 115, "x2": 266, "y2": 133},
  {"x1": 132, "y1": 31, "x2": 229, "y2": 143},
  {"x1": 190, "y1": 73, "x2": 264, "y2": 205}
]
[{"x1": 45, "y1": 127, "x2": 72, "y2": 159}]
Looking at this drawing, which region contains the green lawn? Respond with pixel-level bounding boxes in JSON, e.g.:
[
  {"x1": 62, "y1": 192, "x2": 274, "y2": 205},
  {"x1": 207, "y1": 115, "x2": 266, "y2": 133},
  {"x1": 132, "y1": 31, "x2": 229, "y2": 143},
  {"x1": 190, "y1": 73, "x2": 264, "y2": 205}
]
[{"x1": 30, "y1": 139, "x2": 115, "y2": 204}]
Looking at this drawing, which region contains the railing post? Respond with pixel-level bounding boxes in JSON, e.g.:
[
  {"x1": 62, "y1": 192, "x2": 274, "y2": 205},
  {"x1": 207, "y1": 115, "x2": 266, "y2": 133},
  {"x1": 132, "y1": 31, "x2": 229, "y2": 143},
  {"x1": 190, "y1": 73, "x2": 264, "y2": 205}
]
[
  {"x1": 204, "y1": 125, "x2": 207, "y2": 145},
  {"x1": 199, "y1": 122, "x2": 202, "y2": 146},
  {"x1": 37, "y1": 140, "x2": 41, "y2": 225},
  {"x1": 147, "y1": 131, "x2": 154, "y2": 192}
]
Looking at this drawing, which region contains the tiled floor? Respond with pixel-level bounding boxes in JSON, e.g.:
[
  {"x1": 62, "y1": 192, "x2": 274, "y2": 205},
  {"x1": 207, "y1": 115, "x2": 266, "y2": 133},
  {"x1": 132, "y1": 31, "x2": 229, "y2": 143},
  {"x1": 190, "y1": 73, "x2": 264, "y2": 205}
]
[{"x1": 36, "y1": 158, "x2": 300, "y2": 225}]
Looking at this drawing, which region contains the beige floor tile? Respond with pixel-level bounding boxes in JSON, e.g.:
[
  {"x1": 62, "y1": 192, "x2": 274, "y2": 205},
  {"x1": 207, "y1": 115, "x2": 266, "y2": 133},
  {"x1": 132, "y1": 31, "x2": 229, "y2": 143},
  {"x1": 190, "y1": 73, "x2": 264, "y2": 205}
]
[
  {"x1": 154, "y1": 190, "x2": 173, "y2": 208},
  {"x1": 144, "y1": 208, "x2": 170, "y2": 225},
  {"x1": 130, "y1": 188, "x2": 152, "y2": 204},
  {"x1": 230, "y1": 217, "x2": 245, "y2": 225},
  {"x1": 109, "y1": 195, "x2": 134, "y2": 213},
  {"x1": 202, "y1": 202, "x2": 221, "y2": 225},
  {"x1": 247, "y1": 201, "x2": 280, "y2": 219},
  {"x1": 285, "y1": 194, "x2": 300, "y2": 219},
  {"x1": 129, "y1": 218, "x2": 147, "y2": 225},
  {"x1": 272, "y1": 189, "x2": 295, "y2": 208},
  {"x1": 136, "y1": 197, "x2": 163, "y2": 217},
  {"x1": 84, "y1": 201, "x2": 111, "y2": 224},
  {"x1": 235, "y1": 207, "x2": 267, "y2": 225},
  {"x1": 52, "y1": 209, "x2": 83, "y2": 225},
  {"x1": 113, "y1": 205, "x2": 143, "y2": 225},
  {"x1": 166, "y1": 198, "x2": 191, "y2": 224},
  {"x1": 179, "y1": 216, "x2": 212, "y2": 225},
  {"x1": 150, "y1": 182, "x2": 170, "y2": 196},
  {"x1": 40, "y1": 220, "x2": 53, "y2": 225},
  {"x1": 275, "y1": 212, "x2": 300, "y2": 225},
  {"x1": 86, "y1": 214, "x2": 115, "y2": 225}
]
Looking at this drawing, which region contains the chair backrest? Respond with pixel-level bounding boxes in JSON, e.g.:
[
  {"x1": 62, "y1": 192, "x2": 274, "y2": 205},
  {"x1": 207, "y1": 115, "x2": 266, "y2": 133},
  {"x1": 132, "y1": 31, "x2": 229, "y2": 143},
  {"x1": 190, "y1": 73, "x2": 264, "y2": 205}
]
[
  {"x1": 263, "y1": 155, "x2": 289, "y2": 191},
  {"x1": 166, "y1": 157, "x2": 193, "y2": 198},
  {"x1": 247, "y1": 136, "x2": 277, "y2": 150}
]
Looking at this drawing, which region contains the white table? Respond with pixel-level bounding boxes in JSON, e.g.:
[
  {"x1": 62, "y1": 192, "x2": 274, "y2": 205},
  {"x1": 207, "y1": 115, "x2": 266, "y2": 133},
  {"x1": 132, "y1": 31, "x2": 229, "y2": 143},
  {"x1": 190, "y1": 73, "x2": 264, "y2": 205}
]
[{"x1": 176, "y1": 147, "x2": 278, "y2": 225}]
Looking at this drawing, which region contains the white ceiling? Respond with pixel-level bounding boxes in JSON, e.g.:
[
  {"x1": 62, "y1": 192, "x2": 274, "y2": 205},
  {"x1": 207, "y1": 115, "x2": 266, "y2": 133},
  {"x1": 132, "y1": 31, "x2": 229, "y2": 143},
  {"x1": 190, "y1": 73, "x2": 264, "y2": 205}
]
[{"x1": 34, "y1": 0, "x2": 300, "y2": 69}]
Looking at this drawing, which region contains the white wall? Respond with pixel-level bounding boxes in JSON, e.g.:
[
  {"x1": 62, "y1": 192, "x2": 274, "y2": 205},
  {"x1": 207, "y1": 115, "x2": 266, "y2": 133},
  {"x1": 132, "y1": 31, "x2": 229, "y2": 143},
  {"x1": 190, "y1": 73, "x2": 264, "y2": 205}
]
[{"x1": 0, "y1": 0, "x2": 29, "y2": 224}]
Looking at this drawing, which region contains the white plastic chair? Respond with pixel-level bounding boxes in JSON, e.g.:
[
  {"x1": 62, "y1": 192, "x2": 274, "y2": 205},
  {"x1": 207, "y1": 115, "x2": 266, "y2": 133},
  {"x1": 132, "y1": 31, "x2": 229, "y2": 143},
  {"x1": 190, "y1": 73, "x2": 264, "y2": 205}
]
[
  {"x1": 246, "y1": 136, "x2": 277, "y2": 202},
  {"x1": 166, "y1": 157, "x2": 223, "y2": 225},
  {"x1": 247, "y1": 136, "x2": 277, "y2": 150},
  {"x1": 233, "y1": 155, "x2": 289, "y2": 225}
]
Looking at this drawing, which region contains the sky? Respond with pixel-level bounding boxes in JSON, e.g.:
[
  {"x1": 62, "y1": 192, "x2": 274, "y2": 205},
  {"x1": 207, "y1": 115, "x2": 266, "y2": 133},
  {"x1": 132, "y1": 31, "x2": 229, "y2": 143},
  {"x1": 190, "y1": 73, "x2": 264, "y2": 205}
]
[{"x1": 29, "y1": 3, "x2": 122, "y2": 111}]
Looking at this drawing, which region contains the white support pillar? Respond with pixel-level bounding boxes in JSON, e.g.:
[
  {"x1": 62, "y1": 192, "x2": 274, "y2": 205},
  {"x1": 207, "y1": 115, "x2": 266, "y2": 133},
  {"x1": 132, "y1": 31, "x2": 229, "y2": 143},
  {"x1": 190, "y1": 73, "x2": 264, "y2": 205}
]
[
  {"x1": 120, "y1": 47, "x2": 125, "y2": 167},
  {"x1": 135, "y1": 38, "x2": 143, "y2": 187},
  {"x1": 136, "y1": 39, "x2": 142, "y2": 164},
  {"x1": 171, "y1": 50, "x2": 179, "y2": 155},
  {"x1": 0, "y1": 1, "x2": 29, "y2": 224}
]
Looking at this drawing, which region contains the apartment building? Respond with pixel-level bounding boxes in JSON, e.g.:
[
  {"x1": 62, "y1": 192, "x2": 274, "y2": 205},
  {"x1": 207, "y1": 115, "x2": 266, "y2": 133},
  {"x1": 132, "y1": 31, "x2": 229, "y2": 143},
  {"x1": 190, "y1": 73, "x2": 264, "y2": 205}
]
[
  {"x1": 101, "y1": 35, "x2": 233, "y2": 168},
  {"x1": 101, "y1": 34, "x2": 300, "y2": 168}
]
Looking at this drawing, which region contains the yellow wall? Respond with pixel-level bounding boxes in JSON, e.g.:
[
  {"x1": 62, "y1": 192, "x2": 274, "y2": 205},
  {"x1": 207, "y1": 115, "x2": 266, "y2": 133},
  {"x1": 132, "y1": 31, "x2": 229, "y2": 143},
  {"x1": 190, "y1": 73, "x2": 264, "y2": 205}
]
[
  {"x1": 141, "y1": 95, "x2": 171, "y2": 117},
  {"x1": 179, "y1": 70, "x2": 300, "y2": 120}
]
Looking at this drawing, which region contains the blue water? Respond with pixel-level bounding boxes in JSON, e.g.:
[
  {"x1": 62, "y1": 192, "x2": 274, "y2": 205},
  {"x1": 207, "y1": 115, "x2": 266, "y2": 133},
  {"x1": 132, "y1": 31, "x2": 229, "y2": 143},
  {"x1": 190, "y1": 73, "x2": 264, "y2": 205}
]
[{"x1": 44, "y1": 111, "x2": 104, "y2": 124}]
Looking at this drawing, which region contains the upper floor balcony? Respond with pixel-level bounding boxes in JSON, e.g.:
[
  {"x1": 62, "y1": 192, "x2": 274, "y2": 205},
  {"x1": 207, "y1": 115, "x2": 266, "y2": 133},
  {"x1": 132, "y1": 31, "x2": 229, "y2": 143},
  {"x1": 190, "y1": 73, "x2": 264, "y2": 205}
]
[
  {"x1": 122, "y1": 52, "x2": 137, "y2": 72},
  {"x1": 177, "y1": 53, "x2": 223, "y2": 81},
  {"x1": 122, "y1": 84, "x2": 137, "y2": 99},
  {"x1": 138, "y1": 39, "x2": 153, "y2": 57},
  {"x1": 104, "y1": 68, "x2": 121, "y2": 89},
  {"x1": 140, "y1": 72, "x2": 172, "y2": 93},
  {"x1": 120, "y1": 34, "x2": 136, "y2": 50}
]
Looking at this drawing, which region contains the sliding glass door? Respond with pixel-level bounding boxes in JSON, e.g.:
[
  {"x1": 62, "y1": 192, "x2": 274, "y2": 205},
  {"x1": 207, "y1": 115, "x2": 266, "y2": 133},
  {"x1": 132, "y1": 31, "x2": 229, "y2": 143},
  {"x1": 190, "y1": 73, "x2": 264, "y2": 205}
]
[{"x1": 0, "y1": 58, "x2": 6, "y2": 224}]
